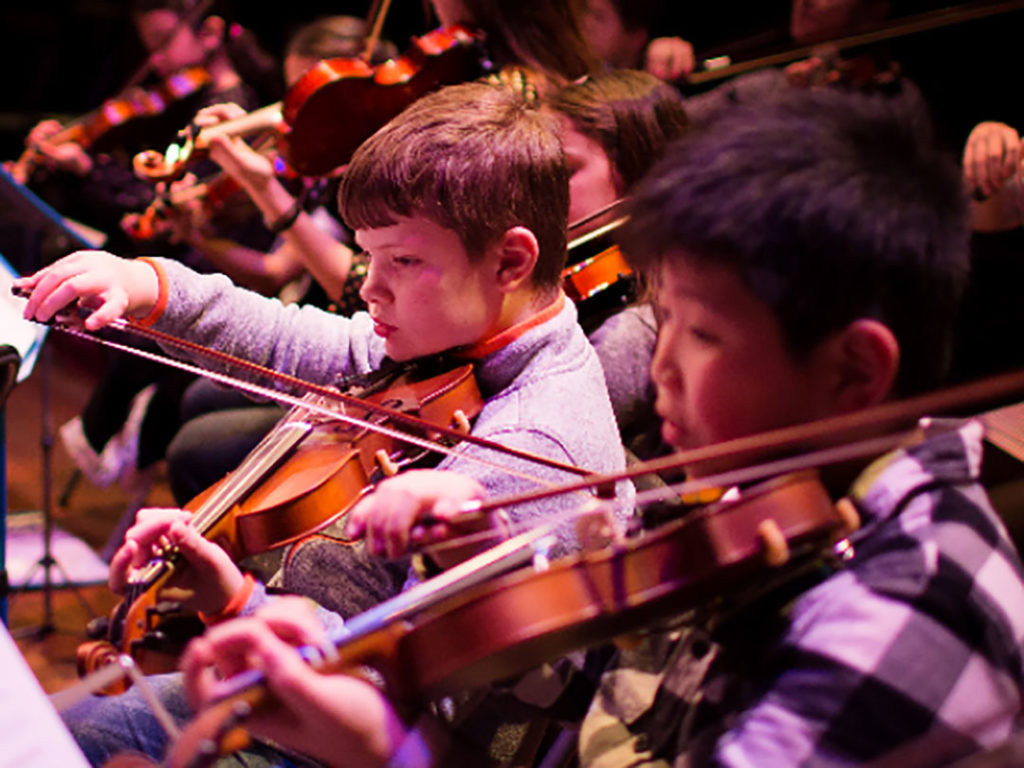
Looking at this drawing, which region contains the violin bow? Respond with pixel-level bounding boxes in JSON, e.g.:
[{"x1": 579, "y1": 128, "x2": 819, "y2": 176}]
[
  {"x1": 361, "y1": 0, "x2": 395, "y2": 64},
  {"x1": 103, "y1": 315, "x2": 592, "y2": 476},
  {"x1": 461, "y1": 365, "x2": 1024, "y2": 519},
  {"x1": 687, "y1": 0, "x2": 1024, "y2": 86},
  {"x1": 14, "y1": 290, "x2": 598, "y2": 489},
  {"x1": 567, "y1": 197, "x2": 628, "y2": 237}
]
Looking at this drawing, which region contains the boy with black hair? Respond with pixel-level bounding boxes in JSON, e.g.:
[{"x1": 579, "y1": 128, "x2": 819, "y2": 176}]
[
  {"x1": 175, "y1": 84, "x2": 1023, "y2": 767},
  {"x1": 19, "y1": 80, "x2": 629, "y2": 765},
  {"x1": 578, "y1": 83, "x2": 1024, "y2": 766}
]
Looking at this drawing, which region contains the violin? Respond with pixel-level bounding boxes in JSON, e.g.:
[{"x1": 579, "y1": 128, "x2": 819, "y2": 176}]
[
  {"x1": 157, "y1": 469, "x2": 845, "y2": 768},
  {"x1": 562, "y1": 202, "x2": 638, "y2": 329},
  {"x1": 37, "y1": 311, "x2": 591, "y2": 691},
  {"x1": 10, "y1": 67, "x2": 212, "y2": 184},
  {"x1": 77, "y1": 357, "x2": 487, "y2": 692},
  {"x1": 684, "y1": 0, "x2": 1024, "y2": 89},
  {"x1": 132, "y1": 25, "x2": 485, "y2": 181},
  {"x1": 121, "y1": 134, "x2": 280, "y2": 242},
  {"x1": 563, "y1": 213, "x2": 636, "y2": 323},
  {"x1": 123, "y1": 363, "x2": 1024, "y2": 767},
  {"x1": 120, "y1": 169, "x2": 244, "y2": 242}
]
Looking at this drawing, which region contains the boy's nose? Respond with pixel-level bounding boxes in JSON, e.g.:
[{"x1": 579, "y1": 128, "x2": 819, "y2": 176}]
[
  {"x1": 358, "y1": 262, "x2": 387, "y2": 304},
  {"x1": 648, "y1": 331, "x2": 681, "y2": 395}
]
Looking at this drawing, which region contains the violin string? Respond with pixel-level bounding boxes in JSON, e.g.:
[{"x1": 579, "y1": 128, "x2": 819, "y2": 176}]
[
  {"x1": 58, "y1": 325, "x2": 590, "y2": 496},
  {"x1": 435, "y1": 428, "x2": 906, "y2": 553},
  {"x1": 457, "y1": 363, "x2": 1024, "y2": 520}
]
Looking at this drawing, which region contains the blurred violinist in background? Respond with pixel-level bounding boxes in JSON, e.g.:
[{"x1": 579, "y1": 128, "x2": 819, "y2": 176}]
[
  {"x1": 426, "y1": 0, "x2": 601, "y2": 95},
  {"x1": 544, "y1": 70, "x2": 689, "y2": 472},
  {"x1": 580, "y1": 0, "x2": 696, "y2": 82},
  {"x1": 12, "y1": 0, "x2": 277, "y2": 547},
  {"x1": 9, "y1": 0, "x2": 271, "y2": 256}
]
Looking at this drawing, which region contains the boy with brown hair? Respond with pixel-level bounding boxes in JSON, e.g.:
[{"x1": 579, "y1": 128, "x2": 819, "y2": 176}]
[
  {"x1": 176, "y1": 84, "x2": 1024, "y2": 767},
  {"x1": 19, "y1": 80, "x2": 630, "y2": 765}
]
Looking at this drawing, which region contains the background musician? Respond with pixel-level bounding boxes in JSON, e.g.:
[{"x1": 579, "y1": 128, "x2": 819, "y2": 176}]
[
  {"x1": 155, "y1": 14, "x2": 399, "y2": 513},
  {"x1": 13, "y1": 0, "x2": 266, "y2": 499}
]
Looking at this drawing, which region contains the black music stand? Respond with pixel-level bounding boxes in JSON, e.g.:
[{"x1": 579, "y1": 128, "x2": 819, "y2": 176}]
[
  {"x1": 0, "y1": 344, "x2": 21, "y2": 626},
  {"x1": 0, "y1": 168, "x2": 104, "y2": 275},
  {"x1": 0, "y1": 167, "x2": 102, "y2": 637}
]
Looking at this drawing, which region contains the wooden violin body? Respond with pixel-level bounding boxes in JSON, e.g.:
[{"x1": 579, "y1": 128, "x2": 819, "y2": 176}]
[
  {"x1": 564, "y1": 213, "x2": 637, "y2": 329},
  {"x1": 163, "y1": 470, "x2": 844, "y2": 766},
  {"x1": 77, "y1": 361, "x2": 484, "y2": 691},
  {"x1": 279, "y1": 25, "x2": 483, "y2": 177}
]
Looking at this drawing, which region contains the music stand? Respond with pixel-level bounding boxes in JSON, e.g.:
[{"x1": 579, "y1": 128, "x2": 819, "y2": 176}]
[
  {"x1": 0, "y1": 344, "x2": 21, "y2": 626},
  {"x1": 0, "y1": 167, "x2": 102, "y2": 637}
]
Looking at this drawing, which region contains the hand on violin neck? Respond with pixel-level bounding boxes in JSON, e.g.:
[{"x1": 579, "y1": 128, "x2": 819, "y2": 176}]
[
  {"x1": 180, "y1": 599, "x2": 407, "y2": 768},
  {"x1": 346, "y1": 469, "x2": 506, "y2": 568},
  {"x1": 193, "y1": 102, "x2": 280, "y2": 198},
  {"x1": 14, "y1": 250, "x2": 160, "y2": 331},
  {"x1": 21, "y1": 119, "x2": 94, "y2": 177},
  {"x1": 36, "y1": 140, "x2": 93, "y2": 177},
  {"x1": 108, "y1": 507, "x2": 246, "y2": 616}
]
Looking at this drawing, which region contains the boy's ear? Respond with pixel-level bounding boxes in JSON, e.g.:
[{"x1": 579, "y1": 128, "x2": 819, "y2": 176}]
[
  {"x1": 829, "y1": 318, "x2": 900, "y2": 412},
  {"x1": 494, "y1": 226, "x2": 540, "y2": 292}
]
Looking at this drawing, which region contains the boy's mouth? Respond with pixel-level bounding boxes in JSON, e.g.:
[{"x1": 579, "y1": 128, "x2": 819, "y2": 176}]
[
  {"x1": 660, "y1": 419, "x2": 687, "y2": 450},
  {"x1": 371, "y1": 318, "x2": 397, "y2": 338},
  {"x1": 656, "y1": 406, "x2": 688, "y2": 450}
]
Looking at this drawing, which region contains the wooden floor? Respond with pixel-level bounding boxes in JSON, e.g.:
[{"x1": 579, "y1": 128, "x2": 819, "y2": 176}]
[{"x1": 4, "y1": 333, "x2": 175, "y2": 693}]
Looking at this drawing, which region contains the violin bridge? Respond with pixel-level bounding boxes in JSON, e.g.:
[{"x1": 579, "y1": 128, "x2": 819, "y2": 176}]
[{"x1": 575, "y1": 500, "x2": 622, "y2": 552}]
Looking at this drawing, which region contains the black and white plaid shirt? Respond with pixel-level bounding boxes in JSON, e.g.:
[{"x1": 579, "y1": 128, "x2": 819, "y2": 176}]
[{"x1": 579, "y1": 419, "x2": 1024, "y2": 767}]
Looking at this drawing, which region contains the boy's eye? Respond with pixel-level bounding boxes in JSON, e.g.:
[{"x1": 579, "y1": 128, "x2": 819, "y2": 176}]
[
  {"x1": 689, "y1": 326, "x2": 719, "y2": 344},
  {"x1": 393, "y1": 256, "x2": 419, "y2": 267}
]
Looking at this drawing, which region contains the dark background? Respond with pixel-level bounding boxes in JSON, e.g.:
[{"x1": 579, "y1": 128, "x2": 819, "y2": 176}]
[{"x1": 1, "y1": 1, "x2": 1022, "y2": 162}]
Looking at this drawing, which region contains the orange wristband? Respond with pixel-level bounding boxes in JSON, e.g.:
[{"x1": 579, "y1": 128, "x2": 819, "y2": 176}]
[
  {"x1": 134, "y1": 257, "x2": 169, "y2": 327},
  {"x1": 198, "y1": 573, "x2": 256, "y2": 625}
]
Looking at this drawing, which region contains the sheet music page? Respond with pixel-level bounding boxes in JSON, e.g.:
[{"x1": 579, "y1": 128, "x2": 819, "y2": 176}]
[
  {"x1": 0, "y1": 624, "x2": 89, "y2": 768},
  {"x1": 0, "y1": 253, "x2": 47, "y2": 382}
]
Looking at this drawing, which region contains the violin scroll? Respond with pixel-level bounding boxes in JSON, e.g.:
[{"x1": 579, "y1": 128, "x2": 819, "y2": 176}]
[{"x1": 132, "y1": 102, "x2": 284, "y2": 182}]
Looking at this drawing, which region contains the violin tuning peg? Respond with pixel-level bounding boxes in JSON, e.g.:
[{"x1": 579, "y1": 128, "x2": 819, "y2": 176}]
[
  {"x1": 374, "y1": 448, "x2": 400, "y2": 477},
  {"x1": 833, "y1": 497, "x2": 861, "y2": 536},
  {"x1": 450, "y1": 409, "x2": 471, "y2": 435},
  {"x1": 756, "y1": 519, "x2": 791, "y2": 567}
]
